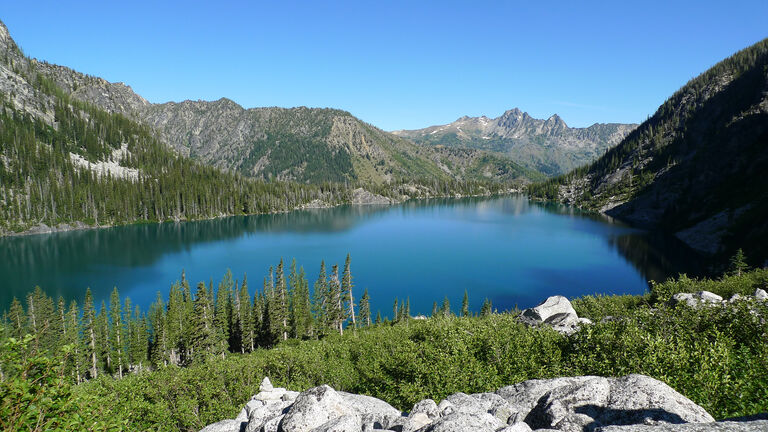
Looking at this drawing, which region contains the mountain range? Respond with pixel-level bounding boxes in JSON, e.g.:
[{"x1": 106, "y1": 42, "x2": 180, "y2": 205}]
[
  {"x1": 32, "y1": 56, "x2": 540, "y2": 185},
  {"x1": 530, "y1": 37, "x2": 768, "y2": 266},
  {"x1": 393, "y1": 110, "x2": 637, "y2": 176}
]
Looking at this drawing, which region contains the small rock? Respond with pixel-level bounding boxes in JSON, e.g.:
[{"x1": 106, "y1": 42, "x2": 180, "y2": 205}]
[
  {"x1": 521, "y1": 296, "x2": 578, "y2": 324},
  {"x1": 436, "y1": 399, "x2": 456, "y2": 416},
  {"x1": 596, "y1": 419, "x2": 768, "y2": 431},
  {"x1": 729, "y1": 294, "x2": 744, "y2": 303},
  {"x1": 200, "y1": 419, "x2": 243, "y2": 432},
  {"x1": 497, "y1": 422, "x2": 533, "y2": 432},
  {"x1": 260, "y1": 377, "x2": 274, "y2": 392},
  {"x1": 418, "y1": 411, "x2": 505, "y2": 432},
  {"x1": 410, "y1": 399, "x2": 439, "y2": 420},
  {"x1": 282, "y1": 391, "x2": 300, "y2": 401},
  {"x1": 755, "y1": 288, "x2": 768, "y2": 300},
  {"x1": 404, "y1": 412, "x2": 432, "y2": 431},
  {"x1": 281, "y1": 385, "x2": 355, "y2": 432},
  {"x1": 697, "y1": 291, "x2": 723, "y2": 303},
  {"x1": 309, "y1": 414, "x2": 362, "y2": 432}
]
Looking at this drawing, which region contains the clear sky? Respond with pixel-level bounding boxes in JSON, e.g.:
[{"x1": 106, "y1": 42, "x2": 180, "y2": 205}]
[{"x1": 2, "y1": 1, "x2": 766, "y2": 130}]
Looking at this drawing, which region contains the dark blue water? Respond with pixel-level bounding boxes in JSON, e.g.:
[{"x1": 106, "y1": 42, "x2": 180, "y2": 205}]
[{"x1": 0, "y1": 195, "x2": 701, "y2": 316}]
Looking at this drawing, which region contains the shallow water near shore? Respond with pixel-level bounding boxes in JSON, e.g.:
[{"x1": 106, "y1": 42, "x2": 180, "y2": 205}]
[{"x1": 0, "y1": 195, "x2": 703, "y2": 316}]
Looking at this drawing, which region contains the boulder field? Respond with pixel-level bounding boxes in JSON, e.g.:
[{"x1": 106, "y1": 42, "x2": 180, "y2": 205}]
[{"x1": 201, "y1": 375, "x2": 767, "y2": 432}]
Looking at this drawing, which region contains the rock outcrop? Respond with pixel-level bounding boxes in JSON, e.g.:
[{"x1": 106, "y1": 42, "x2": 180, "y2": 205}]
[
  {"x1": 519, "y1": 296, "x2": 592, "y2": 335},
  {"x1": 199, "y1": 374, "x2": 764, "y2": 432}
]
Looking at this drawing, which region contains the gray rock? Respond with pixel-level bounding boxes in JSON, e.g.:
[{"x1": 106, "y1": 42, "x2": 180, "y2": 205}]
[
  {"x1": 596, "y1": 420, "x2": 768, "y2": 431},
  {"x1": 670, "y1": 293, "x2": 699, "y2": 308},
  {"x1": 410, "y1": 399, "x2": 439, "y2": 420},
  {"x1": 282, "y1": 391, "x2": 301, "y2": 401},
  {"x1": 309, "y1": 414, "x2": 362, "y2": 432},
  {"x1": 470, "y1": 392, "x2": 509, "y2": 412},
  {"x1": 729, "y1": 294, "x2": 743, "y2": 303},
  {"x1": 524, "y1": 374, "x2": 714, "y2": 432},
  {"x1": 436, "y1": 400, "x2": 456, "y2": 417},
  {"x1": 339, "y1": 391, "x2": 401, "y2": 428},
  {"x1": 260, "y1": 377, "x2": 274, "y2": 392},
  {"x1": 521, "y1": 296, "x2": 578, "y2": 324},
  {"x1": 670, "y1": 292, "x2": 723, "y2": 308},
  {"x1": 697, "y1": 291, "x2": 723, "y2": 303},
  {"x1": 406, "y1": 412, "x2": 432, "y2": 431},
  {"x1": 245, "y1": 401, "x2": 290, "y2": 432},
  {"x1": 755, "y1": 289, "x2": 768, "y2": 300},
  {"x1": 416, "y1": 411, "x2": 505, "y2": 432},
  {"x1": 496, "y1": 376, "x2": 599, "y2": 421},
  {"x1": 281, "y1": 385, "x2": 355, "y2": 432},
  {"x1": 262, "y1": 415, "x2": 283, "y2": 432},
  {"x1": 339, "y1": 391, "x2": 401, "y2": 417},
  {"x1": 200, "y1": 419, "x2": 244, "y2": 432},
  {"x1": 446, "y1": 392, "x2": 486, "y2": 414},
  {"x1": 496, "y1": 422, "x2": 533, "y2": 432}
]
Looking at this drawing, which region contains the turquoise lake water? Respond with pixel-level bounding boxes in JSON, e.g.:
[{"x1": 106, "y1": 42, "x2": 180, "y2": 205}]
[{"x1": 0, "y1": 195, "x2": 702, "y2": 316}]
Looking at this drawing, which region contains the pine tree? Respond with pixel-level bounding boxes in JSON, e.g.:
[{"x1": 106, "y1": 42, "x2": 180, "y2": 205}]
[
  {"x1": 274, "y1": 260, "x2": 289, "y2": 341},
  {"x1": 252, "y1": 289, "x2": 263, "y2": 349},
  {"x1": 290, "y1": 262, "x2": 312, "y2": 339},
  {"x1": 82, "y1": 288, "x2": 98, "y2": 379},
  {"x1": 312, "y1": 261, "x2": 328, "y2": 336},
  {"x1": 123, "y1": 297, "x2": 133, "y2": 369},
  {"x1": 393, "y1": 298, "x2": 399, "y2": 322},
  {"x1": 109, "y1": 287, "x2": 124, "y2": 378},
  {"x1": 729, "y1": 248, "x2": 749, "y2": 276},
  {"x1": 461, "y1": 290, "x2": 469, "y2": 317},
  {"x1": 237, "y1": 274, "x2": 252, "y2": 353},
  {"x1": 480, "y1": 298, "x2": 493, "y2": 317},
  {"x1": 149, "y1": 293, "x2": 168, "y2": 367},
  {"x1": 441, "y1": 296, "x2": 451, "y2": 317},
  {"x1": 95, "y1": 300, "x2": 111, "y2": 373},
  {"x1": 133, "y1": 306, "x2": 148, "y2": 369},
  {"x1": 359, "y1": 288, "x2": 371, "y2": 327},
  {"x1": 404, "y1": 297, "x2": 410, "y2": 319},
  {"x1": 375, "y1": 311, "x2": 382, "y2": 324},
  {"x1": 431, "y1": 301, "x2": 438, "y2": 318},
  {"x1": 328, "y1": 264, "x2": 343, "y2": 334},
  {"x1": 191, "y1": 281, "x2": 216, "y2": 362},
  {"x1": 66, "y1": 300, "x2": 82, "y2": 383},
  {"x1": 7, "y1": 297, "x2": 25, "y2": 339},
  {"x1": 341, "y1": 254, "x2": 356, "y2": 329},
  {"x1": 214, "y1": 269, "x2": 234, "y2": 351},
  {"x1": 166, "y1": 281, "x2": 185, "y2": 365}
]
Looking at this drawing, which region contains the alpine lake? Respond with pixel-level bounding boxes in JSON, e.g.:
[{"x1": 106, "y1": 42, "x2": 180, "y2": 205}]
[{"x1": 0, "y1": 194, "x2": 704, "y2": 317}]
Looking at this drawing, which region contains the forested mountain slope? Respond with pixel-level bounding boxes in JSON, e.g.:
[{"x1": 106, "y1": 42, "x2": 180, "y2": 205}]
[
  {"x1": 0, "y1": 20, "x2": 526, "y2": 234},
  {"x1": 393, "y1": 109, "x2": 636, "y2": 176},
  {"x1": 529, "y1": 38, "x2": 768, "y2": 266},
  {"x1": 28, "y1": 27, "x2": 538, "y2": 185},
  {"x1": 0, "y1": 21, "x2": 354, "y2": 234}
]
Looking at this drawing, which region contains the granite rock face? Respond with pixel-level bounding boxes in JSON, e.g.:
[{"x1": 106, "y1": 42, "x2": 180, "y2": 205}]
[{"x1": 198, "y1": 374, "x2": 761, "y2": 432}]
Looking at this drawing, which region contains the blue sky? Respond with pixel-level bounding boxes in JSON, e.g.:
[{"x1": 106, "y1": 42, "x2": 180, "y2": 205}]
[{"x1": 2, "y1": 1, "x2": 766, "y2": 130}]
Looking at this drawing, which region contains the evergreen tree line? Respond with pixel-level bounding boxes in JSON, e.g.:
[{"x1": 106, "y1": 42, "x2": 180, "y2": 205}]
[
  {"x1": 0, "y1": 65, "x2": 516, "y2": 235},
  {"x1": 0, "y1": 254, "x2": 374, "y2": 383}
]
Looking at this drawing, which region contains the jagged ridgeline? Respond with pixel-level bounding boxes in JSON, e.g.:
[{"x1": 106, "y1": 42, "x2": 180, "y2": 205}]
[
  {"x1": 529, "y1": 38, "x2": 768, "y2": 265},
  {"x1": 19, "y1": 22, "x2": 539, "y2": 185},
  {"x1": 393, "y1": 110, "x2": 637, "y2": 176}
]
